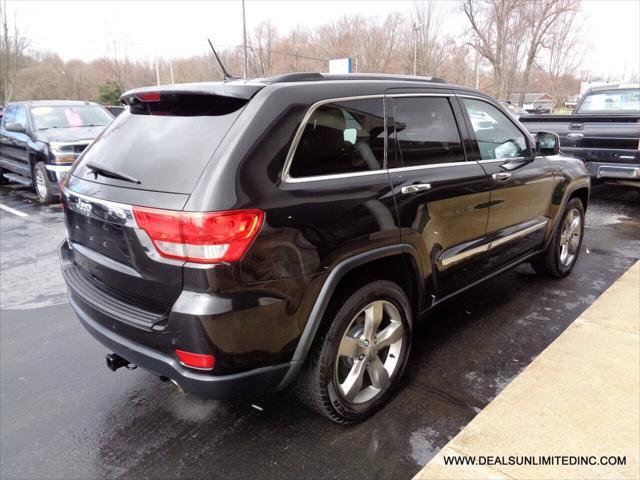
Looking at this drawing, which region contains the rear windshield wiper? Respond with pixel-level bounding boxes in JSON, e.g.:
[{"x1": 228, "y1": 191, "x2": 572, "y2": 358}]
[{"x1": 86, "y1": 162, "x2": 141, "y2": 184}]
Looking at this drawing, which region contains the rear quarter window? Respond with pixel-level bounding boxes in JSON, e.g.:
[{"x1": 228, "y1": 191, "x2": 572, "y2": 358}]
[{"x1": 288, "y1": 98, "x2": 386, "y2": 178}]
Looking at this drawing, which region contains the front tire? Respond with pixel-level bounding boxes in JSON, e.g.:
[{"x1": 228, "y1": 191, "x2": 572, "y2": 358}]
[
  {"x1": 295, "y1": 280, "x2": 412, "y2": 424},
  {"x1": 532, "y1": 197, "x2": 585, "y2": 278},
  {"x1": 33, "y1": 162, "x2": 56, "y2": 203}
]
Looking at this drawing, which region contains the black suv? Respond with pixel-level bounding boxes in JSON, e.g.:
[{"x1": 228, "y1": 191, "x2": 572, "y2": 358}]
[{"x1": 59, "y1": 74, "x2": 590, "y2": 423}]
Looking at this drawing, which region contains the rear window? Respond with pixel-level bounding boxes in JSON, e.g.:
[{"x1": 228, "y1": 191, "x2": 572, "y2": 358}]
[
  {"x1": 73, "y1": 94, "x2": 247, "y2": 194},
  {"x1": 577, "y1": 88, "x2": 640, "y2": 113}
]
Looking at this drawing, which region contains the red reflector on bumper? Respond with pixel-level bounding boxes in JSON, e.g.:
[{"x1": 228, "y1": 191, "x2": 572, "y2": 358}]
[{"x1": 175, "y1": 350, "x2": 215, "y2": 370}]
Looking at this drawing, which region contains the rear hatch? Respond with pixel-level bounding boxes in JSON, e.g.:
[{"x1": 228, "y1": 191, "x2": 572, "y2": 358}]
[{"x1": 62, "y1": 84, "x2": 262, "y2": 328}]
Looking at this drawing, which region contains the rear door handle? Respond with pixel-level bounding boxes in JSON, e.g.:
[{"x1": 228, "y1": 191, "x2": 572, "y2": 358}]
[
  {"x1": 492, "y1": 172, "x2": 511, "y2": 181},
  {"x1": 401, "y1": 183, "x2": 431, "y2": 194}
]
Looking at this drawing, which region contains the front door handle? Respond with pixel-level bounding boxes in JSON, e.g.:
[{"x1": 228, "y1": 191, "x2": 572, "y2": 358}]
[
  {"x1": 492, "y1": 172, "x2": 511, "y2": 181},
  {"x1": 401, "y1": 183, "x2": 432, "y2": 194}
]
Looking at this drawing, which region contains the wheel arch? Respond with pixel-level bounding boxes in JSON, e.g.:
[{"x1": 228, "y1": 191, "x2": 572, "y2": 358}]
[
  {"x1": 545, "y1": 182, "x2": 590, "y2": 249},
  {"x1": 277, "y1": 244, "x2": 425, "y2": 389},
  {"x1": 568, "y1": 186, "x2": 590, "y2": 212}
]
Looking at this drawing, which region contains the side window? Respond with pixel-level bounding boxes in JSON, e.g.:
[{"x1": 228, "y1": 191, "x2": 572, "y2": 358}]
[
  {"x1": 13, "y1": 106, "x2": 27, "y2": 130},
  {"x1": 463, "y1": 98, "x2": 529, "y2": 160},
  {"x1": 2, "y1": 105, "x2": 15, "y2": 127},
  {"x1": 289, "y1": 98, "x2": 385, "y2": 178},
  {"x1": 389, "y1": 97, "x2": 465, "y2": 168}
]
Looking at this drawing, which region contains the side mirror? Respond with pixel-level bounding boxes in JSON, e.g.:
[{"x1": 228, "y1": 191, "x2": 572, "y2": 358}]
[
  {"x1": 536, "y1": 131, "x2": 560, "y2": 156},
  {"x1": 4, "y1": 122, "x2": 26, "y2": 133}
]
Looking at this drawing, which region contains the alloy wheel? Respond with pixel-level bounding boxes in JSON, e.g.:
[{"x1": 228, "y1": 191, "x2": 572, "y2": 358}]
[
  {"x1": 559, "y1": 207, "x2": 582, "y2": 267},
  {"x1": 334, "y1": 300, "x2": 405, "y2": 404},
  {"x1": 35, "y1": 168, "x2": 47, "y2": 200}
]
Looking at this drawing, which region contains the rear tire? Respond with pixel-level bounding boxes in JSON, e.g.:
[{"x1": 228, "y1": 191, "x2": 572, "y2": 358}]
[
  {"x1": 532, "y1": 197, "x2": 585, "y2": 278},
  {"x1": 33, "y1": 162, "x2": 56, "y2": 204},
  {"x1": 294, "y1": 280, "x2": 412, "y2": 424}
]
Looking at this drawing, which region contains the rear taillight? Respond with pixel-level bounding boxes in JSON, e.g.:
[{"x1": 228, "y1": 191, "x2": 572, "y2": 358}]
[
  {"x1": 132, "y1": 207, "x2": 264, "y2": 264},
  {"x1": 135, "y1": 92, "x2": 161, "y2": 102},
  {"x1": 175, "y1": 350, "x2": 215, "y2": 370}
]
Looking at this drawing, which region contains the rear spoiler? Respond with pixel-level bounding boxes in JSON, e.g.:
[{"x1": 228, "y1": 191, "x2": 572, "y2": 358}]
[{"x1": 121, "y1": 81, "x2": 265, "y2": 105}]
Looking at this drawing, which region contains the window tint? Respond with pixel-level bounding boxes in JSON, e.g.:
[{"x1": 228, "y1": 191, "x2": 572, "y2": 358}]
[
  {"x1": 390, "y1": 97, "x2": 465, "y2": 167},
  {"x1": 289, "y1": 98, "x2": 385, "y2": 178},
  {"x1": 463, "y1": 98, "x2": 529, "y2": 160},
  {"x1": 14, "y1": 106, "x2": 27, "y2": 129}
]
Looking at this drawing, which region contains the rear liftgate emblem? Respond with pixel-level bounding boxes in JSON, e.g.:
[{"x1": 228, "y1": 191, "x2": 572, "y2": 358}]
[{"x1": 75, "y1": 198, "x2": 93, "y2": 217}]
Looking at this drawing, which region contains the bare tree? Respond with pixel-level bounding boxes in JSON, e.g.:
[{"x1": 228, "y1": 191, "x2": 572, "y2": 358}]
[
  {"x1": 517, "y1": 0, "x2": 579, "y2": 106},
  {"x1": 103, "y1": 24, "x2": 131, "y2": 91},
  {"x1": 462, "y1": 0, "x2": 528, "y2": 98},
  {"x1": 249, "y1": 20, "x2": 278, "y2": 76},
  {"x1": 409, "y1": 1, "x2": 452, "y2": 76},
  {"x1": 313, "y1": 13, "x2": 404, "y2": 73},
  {"x1": 5, "y1": 5, "x2": 591, "y2": 104},
  {"x1": 544, "y1": 9, "x2": 585, "y2": 110},
  {"x1": 0, "y1": 0, "x2": 29, "y2": 104}
]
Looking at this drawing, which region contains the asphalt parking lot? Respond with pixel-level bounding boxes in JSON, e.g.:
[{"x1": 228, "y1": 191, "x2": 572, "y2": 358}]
[{"x1": 1, "y1": 183, "x2": 638, "y2": 480}]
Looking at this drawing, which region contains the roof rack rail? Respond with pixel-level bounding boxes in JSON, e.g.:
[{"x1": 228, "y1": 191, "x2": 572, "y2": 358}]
[{"x1": 263, "y1": 72, "x2": 447, "y2": 84}]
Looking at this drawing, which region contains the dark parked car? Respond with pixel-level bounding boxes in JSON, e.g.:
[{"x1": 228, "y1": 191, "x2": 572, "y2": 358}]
[
  {"x1": 520, "y1": 84, "x2": 640, "y2": 187},
  {"x1": 0, "y1": 100, "x2": 114, "y2": 202},
  {"x1": 59, "y1": 74, "x2": 590, "y2": 423}
]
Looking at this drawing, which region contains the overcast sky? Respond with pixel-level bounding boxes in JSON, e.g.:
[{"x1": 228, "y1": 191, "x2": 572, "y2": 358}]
[{"x1": 9, "y1": 0, "x2": 640, "y2": 80}]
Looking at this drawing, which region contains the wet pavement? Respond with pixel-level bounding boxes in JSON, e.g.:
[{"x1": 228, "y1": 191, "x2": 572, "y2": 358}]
[{"x1": 1, "y1": 183, "x2": 638, "y2": 480}]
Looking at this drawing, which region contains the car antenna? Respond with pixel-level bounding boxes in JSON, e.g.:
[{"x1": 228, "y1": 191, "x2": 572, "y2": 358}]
[{"x1": 207, "y1": 38, "x2": 240, "y2": 81}]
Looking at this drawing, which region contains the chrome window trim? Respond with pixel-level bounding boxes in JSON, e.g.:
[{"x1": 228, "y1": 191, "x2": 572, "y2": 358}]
[
  {"x1": 281, "y1": 92, "x2": 459, "y2": 183},
  {"x1": 283, "y1": 169, "x2": 389, "y2": 184},
  {"x1": 388, "y1": 161, "x2": 473, "y2": 173},
  {"x1": 477, "y1": 157, "x2": 528, "y2": 164}
]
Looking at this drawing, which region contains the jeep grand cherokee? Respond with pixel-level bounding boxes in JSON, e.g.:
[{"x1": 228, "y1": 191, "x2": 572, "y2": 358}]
[{"x1": 59, "y1": 73, "x2": 590, "y2": 423}]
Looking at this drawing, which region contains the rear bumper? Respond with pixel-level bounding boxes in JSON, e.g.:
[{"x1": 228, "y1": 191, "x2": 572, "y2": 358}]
[
  {"x1": 45, "y1": 164, "x2": 71, "y2": 183},
  {"x1": 59, "y1": 240, "x2": 300, "y2": 399},
  {"x1": 69, "y1": 295, "x2": 292, "y2": 399},
  {"x1": 584, "y1": 161, "x2": 640, "y2": 182}
]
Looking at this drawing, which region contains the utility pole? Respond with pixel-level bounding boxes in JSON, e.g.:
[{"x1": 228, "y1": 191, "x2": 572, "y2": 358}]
[
  {"x1": 155, "y1": 51, "x2": 160, "y2": 86},
  {"x1": 242, "y1": 0, "x2": 248, "y2": 79},
  {"x1": 412, "y1": 22, "x2": 424, "y2": 76},
  {"x1": 169, "y1": 59, "x2": 174, "y2": 84},
  {"x1": 474, "y1": 46, "x2": 480, "y2": 90}
]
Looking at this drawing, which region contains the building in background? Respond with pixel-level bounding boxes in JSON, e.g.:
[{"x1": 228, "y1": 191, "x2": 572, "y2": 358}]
[{"x1": 508, "y1": 93, "x2": 552, "y2": 114}]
